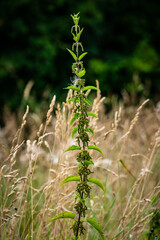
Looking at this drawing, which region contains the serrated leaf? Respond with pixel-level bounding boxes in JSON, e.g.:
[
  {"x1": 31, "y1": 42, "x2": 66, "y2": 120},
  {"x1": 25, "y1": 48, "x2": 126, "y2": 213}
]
[
  {"x1": 81, "y1": 86, "x2": 99, "y2": 91},
  {"x1": 88, "y1": 178, "x2": 105, "y2": 192},
  {"x1": 66, "y1": 48, "x2": 77, "y2": 61},
  {"x1": 87, "y1": 112, "x2": 98, "y2": 118},
  {"x1": 86, "y1": 217, "x2": 104, "y2": 240},
  {"x1": 78, "y1": 52, "x2": 88, "y2": 61},
  {"x1": 85, "y1": 128, "x2": 94, "y2": 135},
  {"x1": 77, "y1": 28, "x2": 84, "y2": 41},
  {"x1": 84, "y1": 160, "x2": 94, "y2": 166},
  {"x1": 75, "y1": 69, "x2": 86, "y2": 78},
  {"x1": 65, "y1": 86, "x2": 80, "y2": 91},
  {"x1": 72, "y1": 127, "x2": 78, "y2": 138},
  {"x1": 88, "y1": 145, "x2": 104, "y2": 156},
  {"x1": 83, "y1": 98, "x2": 93, "y2": 106},
  {"x1": 70, "y1": 113, "x2": 80, "y2": 125},
  {"x1": 50, "y1": 211, "x2": 75, "y2": 221},
  {"x1": 64, "y1": 145, "x2": 81, "y2": 152},
  {"x1": 60, "y1": 175, "x2": 80, "y2": 186}
]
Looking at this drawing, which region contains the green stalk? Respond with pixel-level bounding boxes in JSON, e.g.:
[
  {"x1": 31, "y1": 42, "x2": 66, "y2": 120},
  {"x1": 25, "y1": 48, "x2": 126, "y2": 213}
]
[{"x1": 50, "y1": 13, "x2": 105, "y2": 240}]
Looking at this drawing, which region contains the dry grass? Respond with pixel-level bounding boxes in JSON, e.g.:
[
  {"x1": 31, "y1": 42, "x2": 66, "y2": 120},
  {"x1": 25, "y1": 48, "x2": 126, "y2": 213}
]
[{"x1": 0, "y1": 85, "x2": 160, "y2": 239}]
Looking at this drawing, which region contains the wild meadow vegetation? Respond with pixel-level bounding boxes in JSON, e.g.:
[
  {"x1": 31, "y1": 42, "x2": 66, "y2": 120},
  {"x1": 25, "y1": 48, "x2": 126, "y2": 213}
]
[
  {"x1": 1, "y1": 0, "x2": 160, "y2": 115},
  {"x1": 0, "y1": 13, "x2": 160, "y2": 240}
]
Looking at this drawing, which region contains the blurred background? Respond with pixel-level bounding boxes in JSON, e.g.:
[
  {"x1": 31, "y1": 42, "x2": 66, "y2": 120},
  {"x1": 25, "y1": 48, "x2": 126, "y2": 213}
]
[{"x1": 0, "y1": 0, "x2": 160, "y2": 124}]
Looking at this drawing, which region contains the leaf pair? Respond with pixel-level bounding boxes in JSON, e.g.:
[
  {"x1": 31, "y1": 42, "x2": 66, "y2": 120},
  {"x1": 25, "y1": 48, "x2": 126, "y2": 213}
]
[
  {"x1": 71, "y1": 127, "x2": 94, "y2": 138},
  {"x1": 60, "y1": 175, "x2": 105, "y2": 192},
  {"x1": 72, "y1": 28, "x2": 84, "y2": 42},
  {"x1": 69, "y1": 112, "x2": 97, "y2": 126},
  {"x1": 64, "y1": 144, "x2": 104, "y2": 157},
  {"x1": 67, "y1": 48, "x2": 87, "y2": 62},
  {"x1": 67, "y1": 96, "x2": 92, "y2": 107},
  {"x1": 71, "y1": 13, "x2": 80, "y2": 25},
  {"x1": 50, "y1": 213, "x2": 104, "y2": 240},
  {"x1": 65, "y1": 85, "x2": 99, "y2": 92},
  {"x1": 75, "y1": 69, "x2": 86, "y2": 78}
]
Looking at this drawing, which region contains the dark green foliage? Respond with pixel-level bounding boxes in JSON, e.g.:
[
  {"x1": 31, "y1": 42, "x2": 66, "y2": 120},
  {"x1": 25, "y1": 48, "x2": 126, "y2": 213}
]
[{"x1": 0, "y1": 0, "x2": 160, "y2": 118}]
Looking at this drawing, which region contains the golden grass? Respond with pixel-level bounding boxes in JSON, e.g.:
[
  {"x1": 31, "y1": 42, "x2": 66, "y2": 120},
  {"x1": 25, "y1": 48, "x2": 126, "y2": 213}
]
[{"x1": 0, "y1": 85, "x2": 160, "y2": 239}]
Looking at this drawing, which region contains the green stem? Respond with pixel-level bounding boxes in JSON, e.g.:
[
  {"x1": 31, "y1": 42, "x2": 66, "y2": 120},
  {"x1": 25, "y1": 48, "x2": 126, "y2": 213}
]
[
  {"x1": 72, "y1": 17, "x2": 90, "y2": 239},
  {"x1": 75, "y1": 24, "x2": 83, "y2": 240}
]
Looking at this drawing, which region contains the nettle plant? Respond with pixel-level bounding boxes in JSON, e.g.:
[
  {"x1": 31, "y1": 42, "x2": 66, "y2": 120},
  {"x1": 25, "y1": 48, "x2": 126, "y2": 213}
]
[{"x1": 50, "y1": 13, "x2": 105, "y2": 240}]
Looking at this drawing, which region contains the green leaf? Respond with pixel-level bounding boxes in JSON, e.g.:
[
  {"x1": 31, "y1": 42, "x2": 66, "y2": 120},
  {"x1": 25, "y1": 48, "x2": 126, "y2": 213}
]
[
  {"x1": 71, "y1": 13, "x2": 80, "y2": 25},
  {"x1": 64, "y1": 145, "x2": 81, "y2": 152},
  {"x1": 85, "y1": 128, "x2": 94, "y2": 135},
  {"x1": 75, "y1": 69, "x2": 86, "y2": 77},
  {"x1": 50, "y1": 211, "x2": 75, "y2": 221},
  {"x1": 70, "y1": 113, "x2": 80, "y2": 125},
  {"x1": 74, "y1": 17, "x2": 79, "y2": 25},
  {"x1": 87, "y1": 112, "x2": 98, "y2": 118},
  {"x1": 72, "y1": 127, "x2": 78, "y2": 138},
  {"x1": 67, "y1": 98, "x2": 79, "y2": 104},
  {"x1": 84, "y1": 160, "x2": 94, "y2": 166},
  {"x1": 66, "y1": 48, "x2": 77, "y2": 61},
  {"x1": 71, "y1": 237, "x2": 76, "y2": 240},
  {"x1": 67, "y1": 97, "x2": 75, "y2": 103},
  {"x1": 88, "y1": 178, "x2": 105, "y2": 192},
  {"x1": 86, "y1": 217, "x2": 105, "y2": 240},
  {"x1": 77, "y1": 28, "x2": 84, "y2": 41},
  {"x1": 78, "y1": 52, "x2": 88, "y2": 61},
  {"x1": 78, "y1": 162, "x2": 82, "y2": 169},
  {"x1": 83, "y1": 98, "x2": 93, "y2": 106},
  {"x1": 81, "y1": 86, "x2": 99, "y2": 91},
  {"x1": 65, "y1": 86, "x2": 80, "y2": 91},
  {"x1": 88, "y1": 145, "x2": 104, "y2": 156},
  {"x1": 71, "y1": 32, "x2": 77, "y2": 41},
  {"x1": 60, "y1": 175, "x2": 80, "y2": 186}
]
